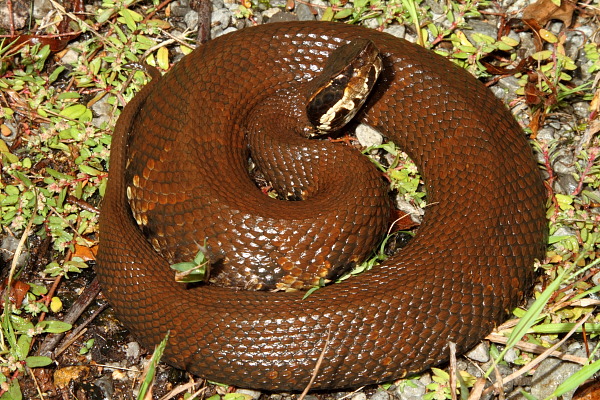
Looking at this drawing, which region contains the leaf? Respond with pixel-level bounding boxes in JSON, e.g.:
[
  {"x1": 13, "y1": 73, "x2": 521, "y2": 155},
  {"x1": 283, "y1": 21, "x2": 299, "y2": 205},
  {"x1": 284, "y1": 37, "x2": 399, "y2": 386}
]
[
  {"x1": 334, "y1": 8, "x2": 353, "y2": 19},
  {"x1": 137, "y1": 333, "x2": 169, "y2": 400},
  {"x1": 38, "y1": 320, "x2": 72, "y2": 334},
  {"x1": 50, "y1": 297, "x2": 63, "y2": 313},
  {"x1": 10, "y1": 314, "x2": 34, "y2": 334},
  {"x1": 15, "y1": 334, "x2": 32, "y2": 360},
  {"x1": 79, "y1": 164, "x2": 102, "y2": 176},
  {"x1": 522, "y1": 0, "x2": 576, "y2": 26},
  {"x1": 0, "y1": 379, "x2": 22, "y2": 400},
  {"x1": 25, "y1": 356, "x2": 53, "y2": 368},
  {"x1": 59, "y1": 104, "x2": 89, "y2": 119},
  {"x1": 157, "y1": 47, "x2": 169, "y2": 70},
  {"x1": 539, "y1": 29, "x2": 558, "y2": 43}
]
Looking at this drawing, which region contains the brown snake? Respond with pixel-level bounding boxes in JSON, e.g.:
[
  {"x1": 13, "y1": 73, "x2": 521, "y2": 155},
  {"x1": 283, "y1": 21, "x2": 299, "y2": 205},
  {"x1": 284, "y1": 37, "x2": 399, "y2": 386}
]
[{"x1": 96, "y1": 21, "x2": 547, "y2": 390}]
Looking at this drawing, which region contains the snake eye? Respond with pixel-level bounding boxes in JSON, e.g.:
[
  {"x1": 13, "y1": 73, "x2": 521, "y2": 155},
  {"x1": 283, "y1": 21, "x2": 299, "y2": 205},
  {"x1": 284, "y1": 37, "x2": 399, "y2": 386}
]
[{"x1": 306, "y1": 38, "x2": 382, "y2": 135}]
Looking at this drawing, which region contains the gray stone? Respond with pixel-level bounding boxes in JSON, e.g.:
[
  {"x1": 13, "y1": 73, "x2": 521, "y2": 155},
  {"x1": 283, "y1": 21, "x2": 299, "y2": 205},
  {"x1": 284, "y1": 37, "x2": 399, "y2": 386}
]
[
  {"x1": 184, "y1": 10, "x2": 199, "y2": 31},
  {"x1": 0, "y1": 0, "x2": 28, "y2": 30},
  {"x1": 536, "y1": 127, "x2": 556, "y2": 141},
  {"x1": 466, "y1": 342, "x2": 490, "y2": 363},
  {"x1": 91, "y1": 94, "x2": 113, "y2": 129},
  {"x1": 125, "y1": 341, "x2": 141, "y2": 360},
  {"x1": 268, "y1": 11, "x2": 299, "y2": 23},
  {"x1": 350, "y1": 392, "x2": 367, "y2": 400},
  {"x1": 464, "y1": 21, "x2": 498, "y2": 44},
  {"x1": 384, "y1": 25, "x2": 406, "y2": 40},
  {"x1": 170, "y1": 0, "x2": 191, "y2": 17},
  {"x1": 395, "y1": 378, "x2": 427, "y2": 400},
  {"x1": 503, "y1": 347, "x2": 519, "y2": 364},
  {"x1": 356, "y1": 124, "x2": 383, "y2": 148},
  {"x1": 32, "y1": 0, "x2": 54, "y2": 20},
  {"x1": 369, "y1": 390, "x2": 390, "y2": 400},
  {"x1": 530, "y1": 357, "x2": 583, "y2": 400},
  {"x1": 295, "y1": 4, "x2": 317, "y2": 21},
  {"x1": 556, "y1": 174, "x2": 578, "y2": 195},
  {"x1": 236, "y1": 389, "x2": 262, "y2": 400},
  {"x1": 2, "y1": 236, "x2": 28, "y2": 267},
  {"x1": 211, "y1": 8, "x2": 232, "y2": 30},
  {"x1": 214, "y1": 27, "x2": 237, "y2": 38}
]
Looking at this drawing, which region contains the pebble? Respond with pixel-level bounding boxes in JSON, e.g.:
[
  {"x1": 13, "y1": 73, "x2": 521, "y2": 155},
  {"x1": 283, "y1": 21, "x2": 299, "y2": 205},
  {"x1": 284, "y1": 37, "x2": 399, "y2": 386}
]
[
  {"x1": 463, "y1": 21, "x2": 498, "y2": 43},
  {"x1": 32, "y1": 0, "x2": 54, "y2": 20},
  {"x1": 356, "y1": 124, "x2": 383, "y2": 148},
  {"x1": 91, "y1": 95, "x2": 113, "y2": 129},
  {"x1": 396, "y1": 377, "x2": 428, "y2": 400},
  {"x1": 184, "y1": 10, "x2": 199, "y2": 31},
  {"x1": 384, "y1": 24, "x2": 406, "y2": 40},
  {"x1": 536, "y1": 126, "x2": 556, "y2": 141},
  {"x1": 236, "y1": 388, "x2": 262, "y2": 400},
  {"x1": 465, "y1": 342, "x2": 490, "y2": 363},
  {"x1": 593, "y1": 270, "x2": 600, "y2": 286},
  {"x1": 529, "y1": 350, "x2": 585, "y2": 400},
  {"x1": 54, "y1": 366, "x2": 91, "y2": 389},
  {"x1": 503, "y1": 347, "x2": 519, "y2": 364},
  {"x1": 1, "y1": 236, "x2": 28, "y2": 268},
  {"x1": 124, "y1": 341, "x2": 141, "y2": 361}
]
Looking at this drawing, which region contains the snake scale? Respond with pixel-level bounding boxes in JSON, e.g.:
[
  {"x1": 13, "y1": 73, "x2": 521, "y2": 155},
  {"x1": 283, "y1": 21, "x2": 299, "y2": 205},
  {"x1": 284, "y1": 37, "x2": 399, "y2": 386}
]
[{"x1": 96, "y1": 21, "x2": 547, "y2": 390}]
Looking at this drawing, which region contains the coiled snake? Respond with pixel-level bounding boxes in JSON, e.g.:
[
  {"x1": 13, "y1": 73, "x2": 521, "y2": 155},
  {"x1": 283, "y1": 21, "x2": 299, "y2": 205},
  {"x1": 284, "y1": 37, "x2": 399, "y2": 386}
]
[{"x1": 96, "y1": 21, "x2": 547, "y2": 390}]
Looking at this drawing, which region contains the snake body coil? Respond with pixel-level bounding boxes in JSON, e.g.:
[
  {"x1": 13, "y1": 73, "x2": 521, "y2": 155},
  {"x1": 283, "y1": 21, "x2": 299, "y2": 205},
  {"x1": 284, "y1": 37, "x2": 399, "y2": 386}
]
[{"x1": 96, "y1": 21, "x2": 547, "y2": 390}]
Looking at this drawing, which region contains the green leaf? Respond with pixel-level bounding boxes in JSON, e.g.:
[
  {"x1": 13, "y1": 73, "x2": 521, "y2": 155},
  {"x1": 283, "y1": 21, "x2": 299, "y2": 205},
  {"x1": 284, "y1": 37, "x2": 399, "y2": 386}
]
[
  {"x1": 0, "y1": 379, "x2": 22, "y2": 400},
  {"x1": 48, "y1": 66, "x2": 66, "y2": 84},
  {"x1": 10, "y1": 170, "x2": 33, "y2": 188},
  {"x1": 25, "y1": 356, "x2": 53, "y2": 368},
  {"x1": 137, "y1": 332, "x2": 169, "y2": 400},
  {"x1": 38, "y1": 320, "x2": 72, "y2": 334},
  {"x1": 46, "y1": 168, "x2": 74, "y2": 181},
  {"x1": 321, "y1": 6, "x2": 335, "y2": 21},
  {"x1": 118, "y1": 8, "x2": 141, "y2": 31},
  {"x1": 10, "y1": 314, "x2": 34, "y2": 334},
  {"x1": 59, "y1": 104, "x2": 89, "y2": 120},
  {"x1": 79, "y1": 164, "x2": 102, "y2": 176},
  {"x1": 157, "y1": 46, "x2": 169, "y2": 70},
  {"x1": 57, "y1": 92, "x2": 81, "y2": 100},
  {"x1": 15, "y1": 334, "x2": 32, "y2": 360},
  {"x1": 334, "y1": 8, "x2": 353, "y2": 19}
]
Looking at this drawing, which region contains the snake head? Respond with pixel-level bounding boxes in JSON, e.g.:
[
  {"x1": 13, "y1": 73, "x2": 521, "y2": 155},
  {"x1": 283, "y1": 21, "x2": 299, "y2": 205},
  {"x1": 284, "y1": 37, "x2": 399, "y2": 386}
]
[{"x1": 305, "y1": 38, "x2": 382, "y2": 136}]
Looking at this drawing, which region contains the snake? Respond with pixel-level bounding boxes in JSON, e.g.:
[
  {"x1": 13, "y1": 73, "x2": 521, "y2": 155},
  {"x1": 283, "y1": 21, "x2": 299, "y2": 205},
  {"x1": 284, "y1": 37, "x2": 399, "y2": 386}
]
[{"x1": 96, "y1": 21, "x2": 547, "y2": 391}]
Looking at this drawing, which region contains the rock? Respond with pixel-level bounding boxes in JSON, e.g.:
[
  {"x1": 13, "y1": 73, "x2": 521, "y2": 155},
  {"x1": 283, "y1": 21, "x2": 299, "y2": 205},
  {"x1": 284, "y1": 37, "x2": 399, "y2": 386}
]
[
  {"x1": 356, "y1": 124, "x2": 383, "y2": 148},
  {"x1": 369, "y1": 390, "x2": 390, "y2": 400},
  {"x1": 396, "y1": 377, "x2": 428, "y2": 400},
  {"x1": 529, "y1": 357, "x2": 583, "y2": 400},
  {"x1": 466, "y1": 342, "x2": 490, "y2": 363},
  {"x1": 350, "y1": 392, "x2": 367, "y2": 400},
  {"x1": 54, "y1": 366, "x2": 91, "y2": 389},
  {"x1": 236, "y1": 388, "x2": 262, "y2": 400}
]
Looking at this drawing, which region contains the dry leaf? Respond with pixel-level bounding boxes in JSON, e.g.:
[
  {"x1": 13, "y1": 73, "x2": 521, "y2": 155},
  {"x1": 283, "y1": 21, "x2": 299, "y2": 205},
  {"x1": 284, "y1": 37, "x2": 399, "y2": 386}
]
[{"x1": 522, "y1": 0, "x2": 576, "y2": 27}]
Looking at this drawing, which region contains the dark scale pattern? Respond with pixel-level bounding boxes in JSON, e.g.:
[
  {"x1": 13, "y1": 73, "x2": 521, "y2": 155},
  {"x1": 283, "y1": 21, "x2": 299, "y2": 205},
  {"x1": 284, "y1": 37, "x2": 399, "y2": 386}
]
[{"x1": 96, "y1": 21, "x2": 547, "y2": 390}]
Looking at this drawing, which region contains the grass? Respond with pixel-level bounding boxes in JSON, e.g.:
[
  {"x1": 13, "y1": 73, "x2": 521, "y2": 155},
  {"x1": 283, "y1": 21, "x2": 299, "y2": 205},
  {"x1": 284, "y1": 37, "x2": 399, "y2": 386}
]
[{"x1": 0, "y1": 0, "x2": 599, "y2": 398}]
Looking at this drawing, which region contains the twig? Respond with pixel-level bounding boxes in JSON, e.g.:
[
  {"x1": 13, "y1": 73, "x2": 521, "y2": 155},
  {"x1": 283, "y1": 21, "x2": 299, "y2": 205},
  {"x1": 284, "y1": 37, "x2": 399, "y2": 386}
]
[
  {"x1": 54, "y1": 301, "x2": 108, "y2": 357},
  {"x1": 449, "y1": 342, "x2": 457, "y2": 400},
  {"x1": 482, "y1": 313, "x2": 592, "y2": 396},
  {"x1": 298, "y1": 328, "x2": 332, "y2": 400},
  {"x1": 486, "y1": 333, "x2": 589, "y2": 364},
  {"x1": 37, "y1": 278, "x2": 102, "y2": 359},
  {"x1": 158, "y1": 378, "x2": 205, "y2": 400}
]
